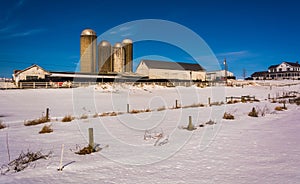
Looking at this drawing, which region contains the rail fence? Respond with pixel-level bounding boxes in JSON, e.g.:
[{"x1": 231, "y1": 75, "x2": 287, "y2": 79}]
[{"x1": 16, "y1": 81, "x2": 224, "y2": 89}]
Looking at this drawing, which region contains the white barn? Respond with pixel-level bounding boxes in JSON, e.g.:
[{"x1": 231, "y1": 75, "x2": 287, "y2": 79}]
[
  {"x1": 136, "y1": 60, "x2": 206, "y2": 81},
  {"x1": 13, "y1": 65, "x2": 50, "y2": 86},
  {"x1": 206, "y1": 70, "x2": 234, "y2": 81}
]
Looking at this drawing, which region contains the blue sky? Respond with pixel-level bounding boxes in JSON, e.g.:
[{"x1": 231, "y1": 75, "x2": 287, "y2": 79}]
[{"x1": 0, "y1": 0, "x2": 300, "y2": 78}]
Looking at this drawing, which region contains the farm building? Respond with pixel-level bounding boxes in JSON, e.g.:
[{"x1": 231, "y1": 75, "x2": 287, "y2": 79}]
[
  {"x1": 206, "y1": 70, "x2": 234, "y2": 81},
  {"x1": 13, "y1": 65, "x2": 50, "y2": 86},
  {"x1": 136, "y1": 60, "x2": 206, "y2": 81}
]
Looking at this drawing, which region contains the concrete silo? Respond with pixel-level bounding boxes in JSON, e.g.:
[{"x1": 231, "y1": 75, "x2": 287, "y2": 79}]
[
  {"x1": 113, "y1": 42, "x2": 125, "y2": 73},
  {"x1": 80, "y1": 29, "x2": 97, "y2": 73},
  {"x1": 98, "y1": 40, "x2": 112, "y2": 73},
  {"x1": 122, "y1": 39, "x2": 133, "y2": 73}
]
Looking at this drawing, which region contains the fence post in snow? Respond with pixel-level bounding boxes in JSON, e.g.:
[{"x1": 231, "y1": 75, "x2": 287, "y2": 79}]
[
  {"x1": 208, "y1": 97, "x2": 211, "y2": 106},
  {"x1": 89, "y1": 128, "x2": 94, "y2": 148},
  {"x1": 127, "y1": 104, "x2": 130, "y2": 113},
  {"x1": 175, "y1": 100, "x2": 179, "y2": 108},
  {"x1": 187, "y1": 116, "x2": 194, "y2": 131},
  {"x1": 57, "y1": 144, "x2": 64, "y2": 171},
  {"x1": 46, "y1": 108, "x2": 50, "y2": 121}
]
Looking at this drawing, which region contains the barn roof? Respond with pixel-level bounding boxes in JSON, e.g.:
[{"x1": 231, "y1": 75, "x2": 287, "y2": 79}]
[
  {"x1": 251, "y1": 71, "x2": 268, "y2": 77},
  {"x1": 268, "y1": 64, "x2": 279, "y2": 69},
  {"x1": 140, "y1": 60, "x2": 205, "y2": 71},
  {"x1": 14, "y1": 64, "x2": 49, "y2": 76}
]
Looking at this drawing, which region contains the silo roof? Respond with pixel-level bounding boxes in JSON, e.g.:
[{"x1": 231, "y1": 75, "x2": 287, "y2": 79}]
[
  {"x1": 122, "y1": 39, "x2": 133, "y2": 44},
  {"x1": 81, "y1": 29, "x2": 96, "y2": 36},
  {"x1": 99, "y1": 40, "x2": 111, "y2": 46}
]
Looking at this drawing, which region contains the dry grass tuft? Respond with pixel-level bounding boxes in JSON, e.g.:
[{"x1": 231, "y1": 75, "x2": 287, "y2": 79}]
[
  {"x1": 80, "y1": 114, "x2": 88, "y2": 119},
  {"x1": 144, "y1": 108, "x2": 151, "y2": 112},
  {"x1": 248, "y1": 107, "x2": 258, "y2": 117},
  {"x1": 24, "y1": 116, "x2": 49, "y2": 126},
  {"x1": 130, "y1": 109, "x2": 141, "y2": 114},
  {"x1": 210, "y1": 101, "x2": 224, "y2": 106},
  {"x1": 157, "y1": 106, "x2": 166, "y2": 111},
  {"x1": 99, "y1": 112, "x2": 118, "y2": 117},
  {"x1": 0, "y1": 121, "x2": 7, "y2": 129},
  {"x1": 274, "y1": 106, "x2": 287, "y2": 111},
  {"x1": 75, "y1": 145, "x2": 94, "y2": 155},
  {"x1": 182, "y1": 103, "x2": 205, "y2": 109},
  {"x1": 109, "y1": 112, "x2": 118, "y2": 116},
  {"x1": 62, "y1": 115, "x2": 74, "y2": 122},
  {"x1": 223, "y1": 112, "x2": 235, "y2": 120},
  {"x1": 93, "y1": 113, "x2": 99, "y2": 118},
  {"x1": 227, "y1": 100, "x2": 239, "y2": 104},
  {"x1": 205, "y1": 120, "x2": 216, "y2": 125},
  {"x1": 130, "y1": 109, "x2": 151, "y2": 114},
  {"x1": 39, "y1": 124, "x2": 53, "y2": 134},
  {"x1": 1, "y1": 150, "x2": 52, "y2": 174}
]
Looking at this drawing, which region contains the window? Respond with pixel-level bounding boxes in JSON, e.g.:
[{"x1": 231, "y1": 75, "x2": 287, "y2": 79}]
[
  {"x1": 26, "y1": 76, "x2": 38, "y2": 80},
  {"x1": 287, "y1": 68, "x2": 290, "y2": 71},
  {"x1": 279, "y1": 68, "x2": 282, "y2": 72}
]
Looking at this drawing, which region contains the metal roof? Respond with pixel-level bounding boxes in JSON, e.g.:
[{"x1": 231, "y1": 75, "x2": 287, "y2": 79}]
[
  {"x1": 140, "y1": 60, "x2": 205, "y2": 71},
  {"x1": 285, "y1": 61, "x2": 300, "y2": 67},
  {"x1": 81, "y1": 29, "x2": 96, "y2": 36},
  {"x1": 251, "y1": 71, "x2": 268, "y2": 77},
  {"x1": 268, "y1": 61, "x2": 300, "y2": 69},
  {"x1": 14, "y1": 64, "x2": 50, "y2": 76},
  {"x1": 268, "y1": 64, "x2": 279, "y2": 69}
]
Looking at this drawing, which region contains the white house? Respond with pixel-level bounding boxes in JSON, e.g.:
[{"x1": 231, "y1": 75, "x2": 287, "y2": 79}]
[
  {"x1": 252, "y1": 61, "x2": 300, "y2": 80},
  {"x1": 13, "y1": 65, "x2": 50, "y2": 86},
  {"x1": 136, "y1": 60, "x2": 206, "y2": 81},
  {"x1": 206, "y1": 70, "x2": 234, "y2": 81}
]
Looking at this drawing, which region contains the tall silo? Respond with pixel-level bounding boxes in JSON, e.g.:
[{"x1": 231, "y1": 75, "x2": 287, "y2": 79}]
[
  {"x1": 98, "y1": 40, "x2": 112, "y2": 73},
  {"x1": 80, "y1": 29, "x2": 97, "y2": 73},
  {"x1": 122, "y1": 39, "x2": 133, "y2": 73},
  {"x1": 113, "y1": 42, "x2": 125, "y2": 73}
]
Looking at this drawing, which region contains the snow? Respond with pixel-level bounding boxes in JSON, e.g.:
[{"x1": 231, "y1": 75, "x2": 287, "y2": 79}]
[{"x1": 0, "y1": 81, "x2": 300, "y2": 183}]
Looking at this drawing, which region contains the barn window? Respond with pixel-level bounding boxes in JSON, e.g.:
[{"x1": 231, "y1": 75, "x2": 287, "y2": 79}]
[{"x1": 26, "y1": 76, "x2": 38, "y2": 80}]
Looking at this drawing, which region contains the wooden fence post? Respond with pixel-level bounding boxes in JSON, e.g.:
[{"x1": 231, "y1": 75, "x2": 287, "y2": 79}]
[
  {"x1": 58, "y1": 144, "x2": 64, "y2": 171},
  {"x1": 187, "y1": 116, "x2": 194, "y2": 131},
  {"x1": 46, "y1": 108, "x2": 49, "y2": 121},
  {"x1": 127, "y1": 104, "x2": 130, "y2": 113},
  {"x1": 208, "y1": 97, "x2": 211, "y2": 106},
  {"x1": 89, "y1": 128, "x2": 94, "y2": 148},
  {"x1": 175, "y1": 100, "x2": 178, "y2": 108}
]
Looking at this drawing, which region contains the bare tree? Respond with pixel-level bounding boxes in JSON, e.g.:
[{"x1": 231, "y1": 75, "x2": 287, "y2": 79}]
[{"x1": 243, "y1": 68, "x2": 246, "y2": 79}]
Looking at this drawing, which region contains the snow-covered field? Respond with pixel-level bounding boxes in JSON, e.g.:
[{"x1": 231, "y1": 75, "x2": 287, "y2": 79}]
[{"x1": 0, "y1": 81, "x2": 300, "y2": 183}]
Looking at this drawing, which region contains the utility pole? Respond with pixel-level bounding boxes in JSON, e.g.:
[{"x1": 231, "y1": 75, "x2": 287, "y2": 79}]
[
  {"x1": 243, "y1": 68, "x2": 246, "y2": 79},
  {"x1": 224, "y1": 58, "x2": 228, "y2": 85}
]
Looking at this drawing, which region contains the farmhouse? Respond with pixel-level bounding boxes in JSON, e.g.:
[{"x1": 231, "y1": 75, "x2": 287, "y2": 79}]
[
  {"x1": 136, "y1": 60, "x2": 206, "y2": 81},
  {"x1": 251, "y1": 61, "x2": 300, "y2": 80}
]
